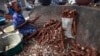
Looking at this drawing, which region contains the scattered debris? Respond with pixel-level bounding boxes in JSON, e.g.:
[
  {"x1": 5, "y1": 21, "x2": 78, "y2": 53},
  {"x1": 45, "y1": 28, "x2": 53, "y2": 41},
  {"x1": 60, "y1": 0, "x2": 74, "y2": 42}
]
[{"x1": 18, "y1": 19, "x2": 99, "y2": 56}]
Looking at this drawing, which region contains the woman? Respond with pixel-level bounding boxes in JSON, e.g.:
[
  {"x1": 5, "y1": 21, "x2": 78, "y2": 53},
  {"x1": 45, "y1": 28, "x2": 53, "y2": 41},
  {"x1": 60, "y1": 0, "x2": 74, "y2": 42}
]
[
  {"x1": 51, "y1": 0, "x2": 67, "y2": 5},
  {"x1": 39, "y1": 0, "x2": 51, "y2": 6},
  {"x1": 12, "y1": 2, "x2": 40, "y2": 40}
]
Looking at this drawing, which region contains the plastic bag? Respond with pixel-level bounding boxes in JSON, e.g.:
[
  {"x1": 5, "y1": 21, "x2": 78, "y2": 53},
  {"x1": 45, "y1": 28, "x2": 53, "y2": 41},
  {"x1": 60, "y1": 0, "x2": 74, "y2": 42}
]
[{"x1": 62, "y1": 17, "x2": 74, "y2": 38}]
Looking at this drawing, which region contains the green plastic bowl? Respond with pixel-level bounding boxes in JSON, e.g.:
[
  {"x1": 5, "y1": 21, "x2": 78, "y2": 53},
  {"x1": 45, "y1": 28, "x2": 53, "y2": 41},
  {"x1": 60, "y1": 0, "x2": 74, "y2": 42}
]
[{"x1": 0, "y1": 32, "x2": 23, "y2": 56}]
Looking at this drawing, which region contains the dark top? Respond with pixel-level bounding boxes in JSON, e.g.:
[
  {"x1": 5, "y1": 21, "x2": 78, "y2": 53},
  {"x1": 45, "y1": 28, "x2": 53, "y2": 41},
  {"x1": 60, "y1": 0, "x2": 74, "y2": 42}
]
[{"x1": 13, "y1": 12, "x2": 37, "y2": 35}]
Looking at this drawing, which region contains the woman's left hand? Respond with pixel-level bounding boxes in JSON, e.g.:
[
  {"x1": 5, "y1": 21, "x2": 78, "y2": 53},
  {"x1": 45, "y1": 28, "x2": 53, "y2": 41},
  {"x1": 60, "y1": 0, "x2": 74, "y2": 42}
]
[{"x1": 15, "y1": 21, "x2": 28, "y2": 30}]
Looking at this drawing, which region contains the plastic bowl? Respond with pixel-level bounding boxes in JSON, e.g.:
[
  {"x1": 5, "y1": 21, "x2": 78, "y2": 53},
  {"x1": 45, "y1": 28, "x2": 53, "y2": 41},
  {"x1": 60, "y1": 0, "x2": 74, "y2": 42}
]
[
  {"x1": 3, "y1": 25, "x2": 14, "y2": 33},
  {"x1": 0, "y1": 32, "x2": 23, "y2": 56},
  {"x1": 0, "y1": 17, "x2": 6, "y2": 25}
]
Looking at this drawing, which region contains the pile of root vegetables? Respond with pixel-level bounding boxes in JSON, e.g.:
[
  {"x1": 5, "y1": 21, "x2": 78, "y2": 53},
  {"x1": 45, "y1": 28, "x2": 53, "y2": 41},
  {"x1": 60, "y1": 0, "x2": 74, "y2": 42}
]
[{"x1": 18, "y1": 19, "x2": 99, "y2": 56}]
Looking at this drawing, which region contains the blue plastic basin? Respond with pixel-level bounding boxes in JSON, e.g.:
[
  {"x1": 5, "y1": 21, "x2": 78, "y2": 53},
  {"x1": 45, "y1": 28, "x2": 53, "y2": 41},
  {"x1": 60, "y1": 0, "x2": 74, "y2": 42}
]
[{"x1": 0, "y1": 17, "x2": 6, "y2": 25}]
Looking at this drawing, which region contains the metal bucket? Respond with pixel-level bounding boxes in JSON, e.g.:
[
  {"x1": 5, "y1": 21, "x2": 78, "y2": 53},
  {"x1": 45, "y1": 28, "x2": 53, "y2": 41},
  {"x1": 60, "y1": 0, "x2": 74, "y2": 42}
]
[{"x1": 0, "y1": 31, "x2": 23, "y2": 56}]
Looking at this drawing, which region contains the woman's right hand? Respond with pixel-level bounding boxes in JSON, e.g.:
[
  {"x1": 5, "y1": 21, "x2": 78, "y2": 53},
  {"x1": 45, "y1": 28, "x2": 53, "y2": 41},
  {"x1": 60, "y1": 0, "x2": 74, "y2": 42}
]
[{"x1": 15, "y1": 21, "x2": 28, "y2": 30}]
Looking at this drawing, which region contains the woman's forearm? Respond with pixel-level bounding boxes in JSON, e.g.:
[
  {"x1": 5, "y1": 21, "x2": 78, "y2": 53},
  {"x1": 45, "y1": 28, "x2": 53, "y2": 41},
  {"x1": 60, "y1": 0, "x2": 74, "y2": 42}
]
[{"x1": 16, "y1": 21, "x2": 28, "y2": 29}]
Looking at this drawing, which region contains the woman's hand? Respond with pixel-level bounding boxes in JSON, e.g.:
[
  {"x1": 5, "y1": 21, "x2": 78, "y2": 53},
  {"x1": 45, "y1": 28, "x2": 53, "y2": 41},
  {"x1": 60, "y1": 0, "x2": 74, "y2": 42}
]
[{"x1": 15, "y1": 21, "x2": 28, "y2": 30}]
